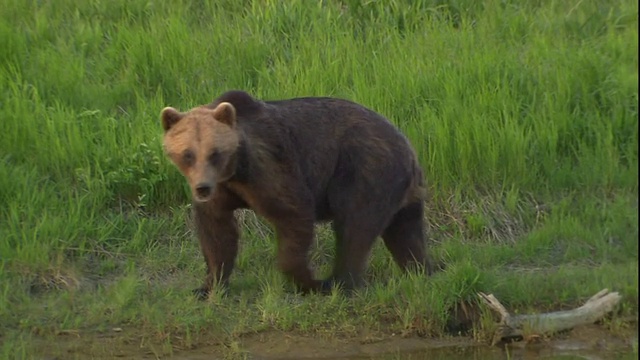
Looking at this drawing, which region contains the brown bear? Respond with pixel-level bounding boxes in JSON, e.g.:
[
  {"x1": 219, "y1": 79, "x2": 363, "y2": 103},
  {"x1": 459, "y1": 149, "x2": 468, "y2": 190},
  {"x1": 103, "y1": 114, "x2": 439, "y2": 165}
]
[{"x1": 160, "y1": 90, "x2": 434, "y2": 299}]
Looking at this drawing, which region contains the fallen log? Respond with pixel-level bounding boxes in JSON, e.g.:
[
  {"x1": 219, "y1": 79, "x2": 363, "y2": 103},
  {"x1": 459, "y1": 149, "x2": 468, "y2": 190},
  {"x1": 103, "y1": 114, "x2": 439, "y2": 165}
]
[{"x1": 478, "y1": 289, "x2": 622, "y2": 346}]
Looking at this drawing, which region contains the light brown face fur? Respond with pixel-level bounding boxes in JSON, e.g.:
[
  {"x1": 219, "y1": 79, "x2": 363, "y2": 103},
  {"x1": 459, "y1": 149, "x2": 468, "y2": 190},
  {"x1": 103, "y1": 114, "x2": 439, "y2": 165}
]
[{"x1": 161, "y1": 102, "x2": 240, "y2": 203}]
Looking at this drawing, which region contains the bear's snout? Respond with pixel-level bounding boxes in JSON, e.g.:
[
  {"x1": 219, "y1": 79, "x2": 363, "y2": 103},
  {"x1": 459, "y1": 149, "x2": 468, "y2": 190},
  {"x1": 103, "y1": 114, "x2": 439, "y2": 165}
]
[{"x1": 195, "y1": 182, "x2": 213, "y2": 201}]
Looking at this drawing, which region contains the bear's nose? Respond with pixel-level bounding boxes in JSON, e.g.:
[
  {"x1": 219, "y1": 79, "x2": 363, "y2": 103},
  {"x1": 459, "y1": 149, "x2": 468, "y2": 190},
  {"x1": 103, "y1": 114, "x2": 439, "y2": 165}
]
[{"x1": 195, "y1": 183, "x2": 212, "y2": 199}]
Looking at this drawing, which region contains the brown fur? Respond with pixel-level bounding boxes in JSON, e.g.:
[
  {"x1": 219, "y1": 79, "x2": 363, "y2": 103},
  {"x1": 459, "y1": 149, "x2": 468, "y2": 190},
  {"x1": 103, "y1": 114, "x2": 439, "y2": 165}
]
[{"x1": 161, "y1": 90, "x2": 435, "y2": 298}]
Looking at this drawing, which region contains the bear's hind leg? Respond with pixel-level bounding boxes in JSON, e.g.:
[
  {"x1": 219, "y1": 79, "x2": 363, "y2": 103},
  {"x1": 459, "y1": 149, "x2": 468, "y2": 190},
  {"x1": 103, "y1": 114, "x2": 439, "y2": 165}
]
[{"x1": 381, "y1": 201, "x2": 435, "y2": 275}]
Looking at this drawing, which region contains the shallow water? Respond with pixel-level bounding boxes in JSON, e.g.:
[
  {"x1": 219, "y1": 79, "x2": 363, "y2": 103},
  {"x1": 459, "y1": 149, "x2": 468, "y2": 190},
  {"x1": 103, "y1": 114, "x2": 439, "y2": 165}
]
[
  {"x1": 359, "y1": 345, "x2": 637, "y2": 360},
  {"x1": 31, "y1": 324, "x2": 638, "y2": 359},
  {"x1": 251, "y1": 344, "x2": 637, "y2": 360},
  {"x1": 245, "y1": 325, "x2": 637, "y2": 360}
]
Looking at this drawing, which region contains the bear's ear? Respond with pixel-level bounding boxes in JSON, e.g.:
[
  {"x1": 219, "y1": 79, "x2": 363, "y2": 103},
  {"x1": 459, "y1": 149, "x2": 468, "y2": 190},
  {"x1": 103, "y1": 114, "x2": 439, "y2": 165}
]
[
  {"x1": 161, "y1": 107, "x2": 184, "y2": 132},
  {"x1": 212, "y1": 102, "x2": 236, "y2": 127}
]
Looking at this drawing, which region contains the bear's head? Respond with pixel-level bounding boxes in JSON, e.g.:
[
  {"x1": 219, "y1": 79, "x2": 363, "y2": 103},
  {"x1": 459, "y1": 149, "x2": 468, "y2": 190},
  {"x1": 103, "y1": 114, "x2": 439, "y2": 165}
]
[{"x1": 161, "y1": 102, "x2": 239, "y2": 203}]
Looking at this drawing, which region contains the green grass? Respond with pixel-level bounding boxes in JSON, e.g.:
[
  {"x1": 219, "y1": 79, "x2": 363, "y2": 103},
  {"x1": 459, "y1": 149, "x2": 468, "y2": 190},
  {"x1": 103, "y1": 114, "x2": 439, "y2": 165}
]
[{"x1": 0, "y1": 0, "x2": 637, "y2": 358}]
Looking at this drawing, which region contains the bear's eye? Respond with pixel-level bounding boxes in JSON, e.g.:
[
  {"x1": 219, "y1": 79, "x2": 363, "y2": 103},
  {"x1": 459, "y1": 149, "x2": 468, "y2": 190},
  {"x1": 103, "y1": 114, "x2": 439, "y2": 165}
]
[
  {"x1": 208, "y1": 150, "x2": 221, "y2": 166},
  {"x1": 182, "y1": 150, "x2": 195, "y2": 166}
]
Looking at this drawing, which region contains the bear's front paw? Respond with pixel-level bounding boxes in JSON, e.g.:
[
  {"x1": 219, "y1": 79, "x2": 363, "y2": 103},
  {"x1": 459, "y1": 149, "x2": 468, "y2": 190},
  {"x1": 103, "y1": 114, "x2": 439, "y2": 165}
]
[
  {"x1": 320, "y1": 277, "x2": 362, "y2": 296},
  {"x1": 192, "y1": 287, "x2": 211, "y2": 301},
  {"x1": 319, "y1": 279, "x2": 337, "y2": 294}
]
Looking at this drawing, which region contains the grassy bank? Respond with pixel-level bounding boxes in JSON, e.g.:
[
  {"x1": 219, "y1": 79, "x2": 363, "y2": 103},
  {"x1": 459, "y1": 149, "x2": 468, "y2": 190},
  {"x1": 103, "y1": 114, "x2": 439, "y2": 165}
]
[{"x1": 0, "y1": 0, "x2": 637, "y2": 358}]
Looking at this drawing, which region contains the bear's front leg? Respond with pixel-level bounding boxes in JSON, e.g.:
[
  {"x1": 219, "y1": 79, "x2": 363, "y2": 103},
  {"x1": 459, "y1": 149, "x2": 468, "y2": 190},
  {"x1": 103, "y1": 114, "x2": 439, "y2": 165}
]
[
  {"x1": 272, "y1": 217, "x2": 324, "y2": 294},
  {"x1": 192, "y1": 201, "x2": 239, "y2": 300}
]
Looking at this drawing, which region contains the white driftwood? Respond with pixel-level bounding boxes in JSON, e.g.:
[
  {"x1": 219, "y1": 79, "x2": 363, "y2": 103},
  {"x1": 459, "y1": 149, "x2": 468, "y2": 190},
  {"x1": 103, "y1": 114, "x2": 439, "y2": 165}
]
[{"x1": 478, "y1": 289, "x2": 622, "y2": 345}]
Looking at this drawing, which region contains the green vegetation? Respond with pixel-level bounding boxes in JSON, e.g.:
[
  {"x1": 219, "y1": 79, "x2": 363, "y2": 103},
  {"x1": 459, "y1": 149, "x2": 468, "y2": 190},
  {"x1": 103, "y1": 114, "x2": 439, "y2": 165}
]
[{"x1": 0, "y1": 0, "x2": 637, "y2": 358}]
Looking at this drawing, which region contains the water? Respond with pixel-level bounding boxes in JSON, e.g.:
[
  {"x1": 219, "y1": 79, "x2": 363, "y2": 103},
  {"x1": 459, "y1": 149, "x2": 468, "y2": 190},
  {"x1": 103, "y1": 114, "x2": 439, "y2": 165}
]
[{"x1": 247, "y1": 331, "x2": 638, "y2": 360}]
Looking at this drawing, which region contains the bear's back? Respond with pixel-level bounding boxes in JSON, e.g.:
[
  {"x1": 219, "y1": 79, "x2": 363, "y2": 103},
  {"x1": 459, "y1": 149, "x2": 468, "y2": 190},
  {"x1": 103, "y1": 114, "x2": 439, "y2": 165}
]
[{"x1": 209, "y1": 90, "x2": 416, "y2": 169}]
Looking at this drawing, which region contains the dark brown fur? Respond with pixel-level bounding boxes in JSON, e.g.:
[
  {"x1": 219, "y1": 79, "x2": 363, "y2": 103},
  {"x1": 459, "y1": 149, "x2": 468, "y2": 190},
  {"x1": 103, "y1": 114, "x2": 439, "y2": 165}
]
[{"x1": 161, "y1": 90, "x2": 434, "y2": 298}]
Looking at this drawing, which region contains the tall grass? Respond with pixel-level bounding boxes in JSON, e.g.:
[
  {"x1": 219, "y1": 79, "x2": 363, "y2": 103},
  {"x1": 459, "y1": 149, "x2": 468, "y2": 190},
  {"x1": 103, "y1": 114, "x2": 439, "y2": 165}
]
[{"x1": 0, "y1": 0, "x2": 637, "y2": 357}]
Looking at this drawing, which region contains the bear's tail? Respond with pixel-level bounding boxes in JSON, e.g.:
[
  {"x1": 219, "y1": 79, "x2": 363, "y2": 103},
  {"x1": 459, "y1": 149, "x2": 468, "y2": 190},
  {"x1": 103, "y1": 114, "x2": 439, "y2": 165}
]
[{"x1": 402, "y1": 158, "x2": 428, "y2": 207}]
